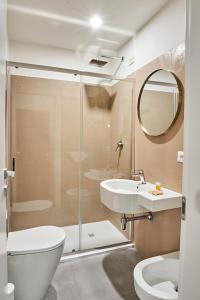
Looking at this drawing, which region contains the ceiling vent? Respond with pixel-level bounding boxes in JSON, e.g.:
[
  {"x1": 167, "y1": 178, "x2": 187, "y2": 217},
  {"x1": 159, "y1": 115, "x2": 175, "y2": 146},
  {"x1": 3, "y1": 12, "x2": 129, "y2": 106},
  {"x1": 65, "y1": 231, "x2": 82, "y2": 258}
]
[{"x1": 89, "y1": 58, "x2": 108, "y2": 67}]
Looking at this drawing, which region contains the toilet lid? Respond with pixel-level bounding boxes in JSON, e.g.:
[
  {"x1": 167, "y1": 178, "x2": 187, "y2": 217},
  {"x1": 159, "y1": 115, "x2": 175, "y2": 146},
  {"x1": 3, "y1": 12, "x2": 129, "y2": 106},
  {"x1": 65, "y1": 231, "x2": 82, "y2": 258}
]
[{"x1": 7, "y1": 226, "x2": 66, "y2": 255}]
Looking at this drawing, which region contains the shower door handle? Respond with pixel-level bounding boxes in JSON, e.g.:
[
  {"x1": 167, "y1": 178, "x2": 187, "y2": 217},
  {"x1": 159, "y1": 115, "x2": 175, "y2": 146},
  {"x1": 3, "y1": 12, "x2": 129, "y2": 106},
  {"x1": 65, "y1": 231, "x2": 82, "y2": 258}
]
[
  {"x1": 2, "y1": 184, "x2": 9, "y2": 238},
  {"x1": 0, "y1": 169, "x2": 10, "y2": 238},
  {"x1": 12, "y1": 157, "x2": 16, "y2": 172},
  {"x1": 181, "y1": 196, "x2": 186, "y2": 220},
  {"x1": 3, "y1": 169, "x2": 14, "y2": 237},
  {"x1": 3, "y1": 168, "x2": 15, "y2": 179}
]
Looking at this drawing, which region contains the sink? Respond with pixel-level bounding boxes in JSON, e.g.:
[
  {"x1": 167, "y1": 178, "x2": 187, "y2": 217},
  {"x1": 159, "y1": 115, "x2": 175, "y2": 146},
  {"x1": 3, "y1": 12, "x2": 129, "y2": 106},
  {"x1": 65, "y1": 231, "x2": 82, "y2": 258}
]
[
  {"x1": 100, "y1": 179, "x2": 152, "y2": 214},
  {"x1": 100, "y1": 179, "x2": 182, "y2": 214}
]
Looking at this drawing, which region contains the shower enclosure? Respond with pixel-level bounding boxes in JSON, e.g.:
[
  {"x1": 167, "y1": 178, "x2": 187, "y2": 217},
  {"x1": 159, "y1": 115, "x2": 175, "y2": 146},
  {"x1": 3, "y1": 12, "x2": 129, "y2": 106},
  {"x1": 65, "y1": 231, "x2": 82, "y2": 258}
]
[{"x1": 7, "y1": 64, "x2": 134, "y2": 255}]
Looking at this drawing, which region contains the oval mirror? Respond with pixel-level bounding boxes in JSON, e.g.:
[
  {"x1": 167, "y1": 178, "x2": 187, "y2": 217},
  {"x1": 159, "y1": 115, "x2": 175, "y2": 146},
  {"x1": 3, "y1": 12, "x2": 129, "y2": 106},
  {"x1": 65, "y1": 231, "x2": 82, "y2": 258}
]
[{"x1": 138, "y1": 69, "x2": 182, "y2": 137}]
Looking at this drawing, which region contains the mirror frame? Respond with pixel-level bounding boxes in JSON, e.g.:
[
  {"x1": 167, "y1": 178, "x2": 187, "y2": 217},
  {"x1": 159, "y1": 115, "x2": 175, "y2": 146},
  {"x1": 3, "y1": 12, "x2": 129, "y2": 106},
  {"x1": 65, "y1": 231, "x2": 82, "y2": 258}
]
[{"x1": 137, "y1": 69, "x2": 183, "y2": 137}]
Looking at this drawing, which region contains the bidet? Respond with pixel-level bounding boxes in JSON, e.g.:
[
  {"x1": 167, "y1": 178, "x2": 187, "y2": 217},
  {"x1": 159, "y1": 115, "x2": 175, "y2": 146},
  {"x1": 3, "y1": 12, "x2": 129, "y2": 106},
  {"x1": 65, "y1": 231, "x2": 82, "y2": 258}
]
[{"x1": 134, "y1": 252, "x2": 179, "y2": 300}]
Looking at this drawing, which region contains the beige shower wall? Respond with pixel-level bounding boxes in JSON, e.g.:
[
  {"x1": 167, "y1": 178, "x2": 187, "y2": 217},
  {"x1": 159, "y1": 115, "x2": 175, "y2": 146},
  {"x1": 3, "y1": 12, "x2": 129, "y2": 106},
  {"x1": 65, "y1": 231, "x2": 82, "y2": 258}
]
[
  {"x1": 80, "y1": 84, "x2": 113, "y2": 224},
  {"x1": 132, "y1": 43, "x2": 185, "y2": 258},
  {"x1": 110, "y1": 80, "x2": 133, "y2": 177},
  {"x1": 10, "y1": 76, "x2": 81, "y2": 230},
  {"x1": 10, "y1": 76, "x2": 133, "y2": 240},
  {"x1": 108, "y1": 80, "x2": 134, "y2": 235},
  {"x1": 80, "y1": 81, "x2": 133, "y2": 238}
]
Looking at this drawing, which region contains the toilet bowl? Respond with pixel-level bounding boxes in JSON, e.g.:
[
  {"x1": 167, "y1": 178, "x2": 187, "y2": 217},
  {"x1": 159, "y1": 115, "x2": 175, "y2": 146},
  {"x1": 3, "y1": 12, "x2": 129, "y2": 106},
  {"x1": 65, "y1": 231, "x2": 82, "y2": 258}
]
[
  {"x1": 134, "y1": 252, "x2": 179, "y2": 300},
  {"x1": 7, "y1": 226, "x2": 65, "y2": 300}
]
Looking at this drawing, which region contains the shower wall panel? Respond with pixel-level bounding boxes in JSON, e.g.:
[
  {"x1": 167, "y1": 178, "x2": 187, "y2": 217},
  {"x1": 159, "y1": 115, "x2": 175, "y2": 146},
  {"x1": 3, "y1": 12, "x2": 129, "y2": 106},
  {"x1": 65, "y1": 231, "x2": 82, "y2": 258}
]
[
  {"x1": 10, "y1": 76, "x2": 81, "y2": 230},
  {"x1": 109, "y1": 80, "x2": 133, "y2": 236},
  {"x1": 80, "y1": 80, "x2": 133, "y2": 240}
]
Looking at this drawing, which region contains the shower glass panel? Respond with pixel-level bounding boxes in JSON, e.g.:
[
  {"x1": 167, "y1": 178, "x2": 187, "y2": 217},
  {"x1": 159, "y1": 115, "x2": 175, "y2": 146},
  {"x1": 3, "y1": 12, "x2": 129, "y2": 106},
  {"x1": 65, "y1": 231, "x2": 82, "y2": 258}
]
[
  {"x1": 79, "y1": 75, "x2": 133, "y2": 251},
  {"x1": 8, "y1": 67, "x2": 133, "y2": 255},
  {"x1": 9, "y1": 70, "x2": 81, "y2": 254}
]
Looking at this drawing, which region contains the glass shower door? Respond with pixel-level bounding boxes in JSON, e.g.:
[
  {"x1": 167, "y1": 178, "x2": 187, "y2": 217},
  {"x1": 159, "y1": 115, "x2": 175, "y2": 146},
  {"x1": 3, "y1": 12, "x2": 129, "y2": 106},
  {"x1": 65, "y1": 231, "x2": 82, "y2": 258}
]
[
  {"x1": 8, "y1": 68, "x2": 134, "y2": 255},
  {"x1": 79, "y1": 75, "x2": 133, "y2": 251},
  {"x1": 9, "y1": 70, "x2": 82, "y2": 254}
]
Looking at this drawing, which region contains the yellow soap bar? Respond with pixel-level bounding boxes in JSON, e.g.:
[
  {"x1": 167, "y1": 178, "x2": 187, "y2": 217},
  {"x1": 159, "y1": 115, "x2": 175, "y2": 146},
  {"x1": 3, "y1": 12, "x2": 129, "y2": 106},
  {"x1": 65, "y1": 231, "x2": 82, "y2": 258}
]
[{"x1": 155, "y1": 182, "x2": 162, "y2": 191}]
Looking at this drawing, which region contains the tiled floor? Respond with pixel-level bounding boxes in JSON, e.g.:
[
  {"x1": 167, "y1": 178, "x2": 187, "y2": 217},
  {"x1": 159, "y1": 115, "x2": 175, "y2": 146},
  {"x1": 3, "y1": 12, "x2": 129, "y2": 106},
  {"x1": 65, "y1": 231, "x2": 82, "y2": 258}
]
[
  {"x1": 62, "y1": 221, "x2": 129, "y2": 253},
  {"x1": 44, "y1": 247, "x2": 141, "y2": 300}
]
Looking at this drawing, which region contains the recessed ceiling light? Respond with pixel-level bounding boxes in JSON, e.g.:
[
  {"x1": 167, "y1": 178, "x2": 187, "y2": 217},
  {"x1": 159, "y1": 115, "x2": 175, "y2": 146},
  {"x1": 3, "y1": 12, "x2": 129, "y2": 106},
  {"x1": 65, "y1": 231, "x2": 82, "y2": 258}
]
[{"x1": 89, "y1": 15, "x2": 102, "y2": 29}]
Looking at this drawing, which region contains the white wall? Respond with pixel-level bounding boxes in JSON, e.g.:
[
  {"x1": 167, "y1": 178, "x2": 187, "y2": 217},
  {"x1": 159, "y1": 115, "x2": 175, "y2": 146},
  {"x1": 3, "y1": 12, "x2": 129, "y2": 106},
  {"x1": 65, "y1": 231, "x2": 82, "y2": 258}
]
[
  {"x1": 8, "y1": 0, "x2": 186, "y2": 79},
  {"x1": 0, "y1": 0, "x2": 9, "y2": 298},
  {"x1": 117, "y1": 37, "x2": 136, "y2": 77},
  {"x1": 118, "y1": 0, "x2": 186, "y2": 76},
  {"x1": 8, "y1": 40, "x2": 119, "y2": 76}
]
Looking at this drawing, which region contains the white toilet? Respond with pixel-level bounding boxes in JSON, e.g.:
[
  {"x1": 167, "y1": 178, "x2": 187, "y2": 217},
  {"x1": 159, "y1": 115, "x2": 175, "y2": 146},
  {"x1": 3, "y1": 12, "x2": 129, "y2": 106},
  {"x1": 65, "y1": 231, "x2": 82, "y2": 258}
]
[
  {"x1": 7, "y1": 226, "x2": 66, "y2": 300},
  {"x1": 134, "y1": 252, "x2": 179, "y2": 300}
]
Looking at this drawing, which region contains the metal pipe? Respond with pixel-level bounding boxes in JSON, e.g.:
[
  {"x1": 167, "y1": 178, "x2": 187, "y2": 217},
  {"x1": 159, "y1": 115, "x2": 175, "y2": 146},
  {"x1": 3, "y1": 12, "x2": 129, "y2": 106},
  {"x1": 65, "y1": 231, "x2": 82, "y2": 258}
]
[
  {"x1": 121, "y1": 212, "x2": 153, "y2": 230},
  {"x1": 112, "y1": 56, "x2": 124, "y2": 77},
  {"x1": 100, "y1": 55, "x2": 125, "y2": 61}
]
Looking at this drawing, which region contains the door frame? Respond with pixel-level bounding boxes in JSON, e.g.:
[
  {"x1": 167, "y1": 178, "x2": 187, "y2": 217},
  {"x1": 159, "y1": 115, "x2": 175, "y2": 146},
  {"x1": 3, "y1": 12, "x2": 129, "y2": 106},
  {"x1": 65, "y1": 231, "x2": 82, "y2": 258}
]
[
  {"x1": 0, "y1": 0, "x2": 8, "y2": 298},
  {"x1": 179, "y1": 0, "x2": 200, "y2": 298}
]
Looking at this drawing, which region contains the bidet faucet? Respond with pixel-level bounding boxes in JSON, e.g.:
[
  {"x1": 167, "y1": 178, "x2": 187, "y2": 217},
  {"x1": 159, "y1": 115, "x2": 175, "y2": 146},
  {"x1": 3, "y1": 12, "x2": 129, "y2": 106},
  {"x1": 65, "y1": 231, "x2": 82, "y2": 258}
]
[{"x1": 131, "y1": 169, "x2": 146, "y2": 184}]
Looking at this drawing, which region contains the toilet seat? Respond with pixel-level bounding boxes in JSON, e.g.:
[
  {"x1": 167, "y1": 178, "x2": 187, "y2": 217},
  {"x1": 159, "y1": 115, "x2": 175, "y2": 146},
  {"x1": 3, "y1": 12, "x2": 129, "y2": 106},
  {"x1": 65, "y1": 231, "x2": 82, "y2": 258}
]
[{"x1": 7, "y1": 226, "x2": 66, "y2": 255}]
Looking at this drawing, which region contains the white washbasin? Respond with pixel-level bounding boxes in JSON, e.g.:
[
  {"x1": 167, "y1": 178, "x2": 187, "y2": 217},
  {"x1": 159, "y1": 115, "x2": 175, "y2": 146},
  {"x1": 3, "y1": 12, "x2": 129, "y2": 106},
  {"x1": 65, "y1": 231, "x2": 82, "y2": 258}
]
[{"x1": 100, "y1": 179, "x2": 182, "y2": 214}]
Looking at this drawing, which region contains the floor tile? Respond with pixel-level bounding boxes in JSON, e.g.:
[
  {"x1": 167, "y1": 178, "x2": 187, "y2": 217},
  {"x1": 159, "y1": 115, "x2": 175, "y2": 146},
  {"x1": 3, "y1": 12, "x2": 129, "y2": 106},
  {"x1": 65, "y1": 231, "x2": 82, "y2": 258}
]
[{"x1": 44, "y1": 247, "x2": 141, "y2": 300}]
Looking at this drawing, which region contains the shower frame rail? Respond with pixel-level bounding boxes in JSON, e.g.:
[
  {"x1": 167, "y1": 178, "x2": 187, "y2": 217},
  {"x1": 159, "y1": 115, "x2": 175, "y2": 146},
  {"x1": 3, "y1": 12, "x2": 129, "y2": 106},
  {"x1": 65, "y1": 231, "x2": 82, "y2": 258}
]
[{"x1": 7, "y1": 61, "x2": 126, "y2": 80}]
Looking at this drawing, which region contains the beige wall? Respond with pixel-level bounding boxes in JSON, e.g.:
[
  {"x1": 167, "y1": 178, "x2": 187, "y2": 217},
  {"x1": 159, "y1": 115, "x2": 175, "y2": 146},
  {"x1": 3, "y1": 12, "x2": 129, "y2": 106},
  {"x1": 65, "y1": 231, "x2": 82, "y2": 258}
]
[
  {"x1": 10, "y1": 77, "x2": 81, "y2": 229},
  {"x1": 110, "y1": 80, "x2": 133, "y2": 176},
  {"x1": 10, "y1": 76, "x2": 133, "y2": 240},
  {"x1": 109, "y1": 80, "x2": 133, "y2": 236},
  {"x1": 132, "y1": 43, "x2": 185, "y2": 258}
]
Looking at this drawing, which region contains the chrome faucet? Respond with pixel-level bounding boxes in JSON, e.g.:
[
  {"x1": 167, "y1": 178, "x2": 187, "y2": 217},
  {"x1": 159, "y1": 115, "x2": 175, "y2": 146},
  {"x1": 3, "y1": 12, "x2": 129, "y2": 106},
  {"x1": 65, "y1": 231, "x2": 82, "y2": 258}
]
[{"x1": 131, "y1": 169, "x2": 146, "y2": 184}]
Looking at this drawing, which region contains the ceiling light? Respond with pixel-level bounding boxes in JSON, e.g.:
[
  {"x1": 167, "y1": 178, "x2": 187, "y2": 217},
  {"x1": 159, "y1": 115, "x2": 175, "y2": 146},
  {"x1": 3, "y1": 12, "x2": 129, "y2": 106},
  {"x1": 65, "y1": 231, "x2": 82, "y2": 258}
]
[{"x1": 89, "y1": 15, "x2": 102, "y2": 29}]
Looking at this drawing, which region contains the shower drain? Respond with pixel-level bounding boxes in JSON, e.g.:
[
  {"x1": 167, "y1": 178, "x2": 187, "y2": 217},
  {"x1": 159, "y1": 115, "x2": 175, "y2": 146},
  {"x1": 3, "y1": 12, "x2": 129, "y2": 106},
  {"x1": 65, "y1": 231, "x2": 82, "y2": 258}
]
[{"x1": 88, "y1": 233, "x2": 95, "y2": 237}]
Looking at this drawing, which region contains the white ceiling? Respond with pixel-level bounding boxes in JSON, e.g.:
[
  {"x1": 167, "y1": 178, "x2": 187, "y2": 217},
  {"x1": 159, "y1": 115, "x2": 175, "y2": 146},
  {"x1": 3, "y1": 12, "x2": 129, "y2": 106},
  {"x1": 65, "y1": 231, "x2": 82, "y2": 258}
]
[{"x1": 8, "y1": 0, "x2": 169, "y2": 54}]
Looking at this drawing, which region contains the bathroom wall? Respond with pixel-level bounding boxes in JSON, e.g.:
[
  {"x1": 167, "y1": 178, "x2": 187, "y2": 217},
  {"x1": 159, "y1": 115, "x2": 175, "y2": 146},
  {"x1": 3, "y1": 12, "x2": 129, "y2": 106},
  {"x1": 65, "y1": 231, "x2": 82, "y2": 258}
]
[
  {"x1": 108, "y1": 79, "x2": 134, "y2": 235},
  {"x1": 10, "y1": 75, "x2": 133, "y2": 239},
  {"x1": 80, "y1": 83, "x2": 114, "y2": 225},
  {"x1": 10, "y1": 76, "x2": 81, "y2": 230},
  {"x1": 80, "y1": 79, "x2": 133, "y2": 238},
  {"x1": 8, "y1": 40, "x2": 118, "y2": 76},
  {"x1": 118, "y1": 0, "x2": 186, "y2": 76},
  {"x1": 110, "y1": 80, "x2": 133, "y2": 177},
  {"x1": 132, "y1": 43, "x2": 185, "y2": 258}
]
